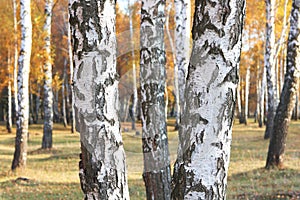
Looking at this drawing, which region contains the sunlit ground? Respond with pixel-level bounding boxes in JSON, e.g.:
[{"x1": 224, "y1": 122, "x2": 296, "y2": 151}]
[{"x1": 0, "y1": 119, "x2": 299, "y2": 199}]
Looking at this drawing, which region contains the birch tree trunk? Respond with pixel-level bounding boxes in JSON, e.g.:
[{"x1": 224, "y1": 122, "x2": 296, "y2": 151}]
[
  {"x1": 128, "y1": 0, "x2": 138, "y2": 131},
  {"x1": 11, "y1": 0, "x2": 32, "y2": 170},
  {"x1": 236, "y1": 82, "x2": 242, "y2": 123},
  {"x1": 259, "y1": 66, "x2": 266, "y2": 127},
  {"x1": 13, "y1": 0, "x2": 18, "y2": 119},
  {"x1": 69, "y1": 0, "x2": 130, "y2": 199},
  {"x1": 264, "y1": 0, "x2": 277, "y2": 139},
  {"x1": 42, "y1": 0, "x2": 54, "y2": 149},
  {"x1": 174, "y1": 0, "x2": 190, "y2": 129},
  {"x1": 7, "y1": 51, "x2": 12, "y2": 133},
  {"x1": 68, "y1": 18, "x2": 75, "y2": 133},
  {"x1": 171, "y1": 0, "x2": 245, "y2": 198},
  {"x1": 62, "y1": 58, "x2": 68, "y2": 127},
  {"x1": 35, "y1": 85, "x2": 41, "y2": 123},
  {"x1": 266, "y1": 0, "x2": 300, "y2": 168},
  {"x1": 140, "y1": 0, "x2": 171, "y2": 198},
  {"x1": 244, "y1": 66, "x2": 250, "y2": 125}
]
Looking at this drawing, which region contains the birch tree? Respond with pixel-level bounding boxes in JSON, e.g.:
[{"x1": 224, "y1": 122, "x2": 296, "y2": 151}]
[
  {"x1": 174, "y1": 0, "x2": 190, "y2": 129},
  {"x1": 171, "y1": 0, "x2": 246, "y2": 198},
  {"x1": 67, "y1": 20, "x2": 75, "y2": 133},
  {"x1": 140, "y1": 0, "x2": 171, "y2": 198},
  {"x1": 128, "y1": 0, "x2": 138, "y2": 130},
  {"x1": 11, "y1": 0, "x2": 32, "y2": 170},
  {"x1": 69, "y1": 0, "x2": 130, "y2": 198},
  {"x1": 266, "y1": 0, "x2": 300, "y2": 169},
  {"x1": 42, "y1": 0, "x2": 54, "y2": 149},
  {"x1": 7, "y1": 50, "x2": 12, "y2": 133},
  {"x1": 13, "y1": 0, "x2": 18, "y2": 118},
  {"x1": 264, "y1": 0, "x2": 277, "y2": 139}
]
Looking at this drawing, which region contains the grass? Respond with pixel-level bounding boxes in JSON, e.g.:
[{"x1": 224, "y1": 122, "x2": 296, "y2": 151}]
[{"x1": 0, "y1": 119, "x2": 299, "y2": 199}]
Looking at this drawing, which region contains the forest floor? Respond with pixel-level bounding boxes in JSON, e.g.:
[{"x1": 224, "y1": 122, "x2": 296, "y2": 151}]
[{"x1": 0, "y1": 119, "x2": 299, "y2": 199}]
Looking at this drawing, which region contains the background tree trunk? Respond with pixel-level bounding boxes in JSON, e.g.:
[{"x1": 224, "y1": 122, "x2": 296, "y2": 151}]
[
  {"x1": 13, "y1": 0, "x2": 18, "y2": 120},
  {"x1": 171, "y1": 0, "x2": 246, "y2": 198},
  {"x1": 62, "y1": 58, "x2": 68, "y2": 127},
  {"x1": 7, "y1": 50, "x2": 12, "y2": 133},
  {"x1": 42, "y1": 0, "x2": 54, "y2": 149},
  {"x1": 244, "y1": 66, "x2": 250, "y2": 125},
  {"x1": 69, "y1": 0, "x2": 130, "y2": 199},
  {"x1": 140, "y1": 0, "x2": 172, "y2": 199},
  {"x1": 67, "y1": 18, "x2": 75, "y2": 133},
  {"x1": 264, "y1": 0, "x2": 277, "y2": 139},
  {"x1": 266, "y1": 0, "x2": 299, "y2": 168},
  {"x1": 12, "y1": 0, "x2": 32, "y2": 170},
  {"x1": 174, "y1": 0, "x2": 190, "y2": 130},
  {"x1": 128, "y1": 0, "x2": 138, "y2": 131}
]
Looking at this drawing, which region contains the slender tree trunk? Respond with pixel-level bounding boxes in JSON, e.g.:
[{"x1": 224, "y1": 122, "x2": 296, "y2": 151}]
[
  {"x1": 12, "y1": 0, "x2": 32, "y2": 170},
  {"x1": 264, "y1": 0, "x2": 277, "y2": 139},
  {"x1": 65, "y1": 76, "x2": 71, "y2": 124},
  {"x1": 165, "y1": 3, "x2": 177, "y2": 127},
  {"x1": 237, "y1": 81, "x2": 243, "y2": 122},
  {"x1": 244, "y1": 66, "x2": 250, "y2": 125},
  {"x1": 42, "y1": 0, "x2": 54, "y2": 149},
  {"x1": 128, "y1": 0, "x2": 137, "y2": 131},
  {"x1": 13, "y1": 0, "x2": 18, "y2": 119},
  {"x1": 258, "y1": 66, "x2": 266, "y2": 127},
  {"x1": 35, "y1": 85, "x2": 41, "y2": 123},
  {"x1": 174, "y1": 0, "x2": 190, "y2": 130},
  {"x1": 62, "y1": 58, "x2": 68, "y2": 127},
  {"x1": 67, "y1": 18, "x2": 75, "y2": 133},
  {"x1": 266, "y1": 0, "x2": 299, "y2": 168},
  {"x1": 140, "y1": 0, "x2": 172, "y2": 199},
  {"x1": 69, "y1": 0, "x2": 130, "y2": 198},
  {"x1": 7, "y1": 50, "x2": 12, "y2": 133},
  {"x1": 171, "y1": 1, "x2": 246, "y2": 198}
]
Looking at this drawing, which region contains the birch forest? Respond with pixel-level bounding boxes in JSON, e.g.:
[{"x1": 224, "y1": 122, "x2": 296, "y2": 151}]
[{"x1": 0, "y1": 0, "x2": 299, "y2": 199}]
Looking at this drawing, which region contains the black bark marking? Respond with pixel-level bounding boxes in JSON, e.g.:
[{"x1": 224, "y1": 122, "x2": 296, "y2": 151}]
[
  {"x1": 221, "y1": 0, "x2": 231, "y2": 25},
  {"x1": 77, "y1": 61, "x2": 84, "y2": 79},
  {"x1": 208, "y1": 43, "x2": 226, "y2": 64},
  {"x1": 196, "y1": 130, "x2": 205, "y2": 144},
  {"x1": 219, "y1": 66, "x2": 239, "y2": 86},
  {"x1": 73, "y1": 85, "x2": 85, "y2": 101},
  {"x1": 211, "y1": 142, "x2": 223, "y2": 149}
]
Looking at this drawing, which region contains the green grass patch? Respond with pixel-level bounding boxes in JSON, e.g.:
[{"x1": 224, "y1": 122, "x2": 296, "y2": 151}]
[{"x1": 0, "y1": 119, "x2": 299, "y2": 199}]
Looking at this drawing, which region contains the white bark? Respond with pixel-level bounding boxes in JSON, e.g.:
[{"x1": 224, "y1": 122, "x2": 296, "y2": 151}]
[
  {"x1": 140, "y1": 0, "x2": 171, "y2": 198},
  {"x1": 42, "y1": 0, "x2": 54, "y2": 149},
  {"x1": 7, "y1": 50, "x2": 12, "y2": 133},
  {"x1": 244, "y1": 66, "x2": 250, "y2": 124},
  {"x1": 62, "y1": 58, "x2": 68, "y2": 127},
  {"x1": 174, "y1": 0, "x2": 190, "y2": 127},
  {"x1": 13, "y1": 0, "x2": 18, "y2": 117},
  {"x1": 12, "y1": 0, "x2": 32, "y2": 170},
  {"x1": 68, "y1": 17, "x2": 76, "y2": 133},
  {"x1": 172, "y1": 0, "x2": 246, "y2": 198},
  {"x1": 69, "y1": 0, "x2": 130, "y2": 199},
  {"x1": 264, "y1": 0, "x2": 277, "y2": 139},
  {"x1": 259, "y1": 66, "x2": 266, "y2": 127}
]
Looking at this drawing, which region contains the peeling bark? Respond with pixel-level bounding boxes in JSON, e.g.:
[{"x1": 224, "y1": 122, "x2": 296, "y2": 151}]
[
  {"x1": 69, "y1": 0, "x2": 130, "y2": 199},
  {"x1": 140, "y1": 0, "x2": 172, "y2": 199},
  {"x1": 172, "y1": 0, "x2": 245, "y2": 199},
  {"x1": 266, "y1": 0, "x2": 300, "y2": 169},
  {"x1": 12, "y1": 0, "x2": 32, "y2": 170}
]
